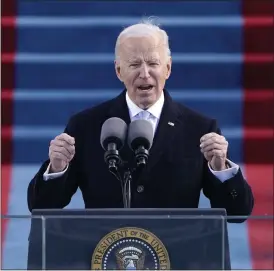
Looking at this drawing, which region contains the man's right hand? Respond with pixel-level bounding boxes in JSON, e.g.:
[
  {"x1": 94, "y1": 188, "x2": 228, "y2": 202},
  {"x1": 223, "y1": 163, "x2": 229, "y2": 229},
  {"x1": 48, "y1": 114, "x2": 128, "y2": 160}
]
[{"x1": 49, "y1": 133, "x2": 75, "y2": 173}]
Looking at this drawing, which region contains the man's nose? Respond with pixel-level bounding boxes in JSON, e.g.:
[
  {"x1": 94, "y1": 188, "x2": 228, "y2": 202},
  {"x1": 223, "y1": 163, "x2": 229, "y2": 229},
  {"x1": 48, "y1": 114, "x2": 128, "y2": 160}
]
[{"x1": 139, "y1": 65, "x2": 150, "y2": 79}]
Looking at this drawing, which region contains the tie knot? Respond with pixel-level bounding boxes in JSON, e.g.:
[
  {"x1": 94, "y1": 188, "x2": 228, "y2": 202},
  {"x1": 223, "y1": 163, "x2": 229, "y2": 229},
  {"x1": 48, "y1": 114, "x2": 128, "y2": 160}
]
[{"x1": 139, "y1": 110, "x2": 150, "y2": 120}]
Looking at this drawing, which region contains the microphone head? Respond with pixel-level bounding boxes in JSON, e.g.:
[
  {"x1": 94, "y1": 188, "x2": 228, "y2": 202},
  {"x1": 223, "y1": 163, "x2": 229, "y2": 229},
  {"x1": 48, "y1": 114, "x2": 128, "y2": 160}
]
[
  {"x1": 128, "y1": 119, "x2": 154, "y2": 151},
  {"x1": 100, "y1": 117, "x2": 127, "y2": 150}
]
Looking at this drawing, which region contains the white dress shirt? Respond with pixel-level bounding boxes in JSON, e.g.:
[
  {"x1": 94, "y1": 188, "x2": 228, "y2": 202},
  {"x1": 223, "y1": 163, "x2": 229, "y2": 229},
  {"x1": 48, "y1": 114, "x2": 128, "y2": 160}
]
[
  {"x1": 43, "y1": 91, "x2": 239, "y2": 181},
  {"x1": 126, "y1": 90, "x2": 164, "y2": 136}
]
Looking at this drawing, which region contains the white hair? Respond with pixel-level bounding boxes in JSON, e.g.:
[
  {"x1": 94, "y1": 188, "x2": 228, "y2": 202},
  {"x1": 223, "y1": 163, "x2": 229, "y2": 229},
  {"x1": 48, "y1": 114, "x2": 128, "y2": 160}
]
[{"x1": 115, "y1": 17, "x2": 171, "y2": 60}]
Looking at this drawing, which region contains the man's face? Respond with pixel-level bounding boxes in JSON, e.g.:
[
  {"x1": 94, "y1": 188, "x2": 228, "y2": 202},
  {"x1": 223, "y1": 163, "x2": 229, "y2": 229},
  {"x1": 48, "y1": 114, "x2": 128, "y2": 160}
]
[{"x1": 115, "y1": 34, "x2": 172, "y2": 109}]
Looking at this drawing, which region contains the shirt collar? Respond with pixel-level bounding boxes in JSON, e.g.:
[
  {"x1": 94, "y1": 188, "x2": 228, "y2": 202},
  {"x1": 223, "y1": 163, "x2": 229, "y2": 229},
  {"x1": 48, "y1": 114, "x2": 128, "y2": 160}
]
[{"x1": 126, "y1": 91, "x2": 165, "y2": 120}]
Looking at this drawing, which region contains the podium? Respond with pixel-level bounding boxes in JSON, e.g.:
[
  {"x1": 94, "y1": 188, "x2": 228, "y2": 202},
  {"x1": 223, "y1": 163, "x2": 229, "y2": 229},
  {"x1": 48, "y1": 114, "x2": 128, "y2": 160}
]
[{"x1": 27, "y1": 208, "x2": 231, "y2": 270}]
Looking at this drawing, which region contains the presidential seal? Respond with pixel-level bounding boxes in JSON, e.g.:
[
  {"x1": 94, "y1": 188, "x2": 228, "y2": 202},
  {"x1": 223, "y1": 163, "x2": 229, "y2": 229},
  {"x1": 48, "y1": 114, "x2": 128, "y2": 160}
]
[{"x1": 91, "y1": 227, "x2": 170, "y2": 270}]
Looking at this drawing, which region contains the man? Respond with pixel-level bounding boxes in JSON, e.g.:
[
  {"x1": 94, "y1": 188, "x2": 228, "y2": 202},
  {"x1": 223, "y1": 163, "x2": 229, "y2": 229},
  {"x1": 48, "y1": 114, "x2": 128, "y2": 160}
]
[{"x1": 27, "y1": 21, "x2": 254, "y2": 220}]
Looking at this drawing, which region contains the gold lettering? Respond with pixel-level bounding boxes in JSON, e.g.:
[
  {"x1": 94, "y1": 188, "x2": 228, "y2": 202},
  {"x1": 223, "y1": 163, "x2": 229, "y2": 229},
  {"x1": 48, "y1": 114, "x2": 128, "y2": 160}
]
[
  {"x1": 151, "y1": 239, "x2": 158, "y2": 246},
  {"x1": 102, "y1": 239, "x2": 111, "y2": 248},
  {"x1": 130, "y1": 230, "x2": 138, "y2": 236},
  {"x1": 92, "y1": 228, "x2": 172, "y2": 270},
  {"x1": 151, "y1": 239, "x2": 163, "y2": 253},
  {"x1": 106, "y1": 237, "x2": 114, "y2": 244},
  {"x1": 158, "y1": 252, "x2": 166, "y2": 259},
  {"x1": 96, "y1": 248, "x2": 104, "y2": 255},
  {"x1": 100, "y1": 242, "x2": 109, "y2": 253},
  {"x1": 93, "y1": 259, "x2": 101, "y2": 265},
  {"x1": 95, "y1": 254, "x2": 102, "y2": 262},
  {"x1": 139, "y1": 232, "x2": 149, "y2": 240},
  {"x1": 157, "y1": 248, "x2": 164, "y2": 254},
  {"x1": 116, "y1": 230, "x2": 125, "y2": 239},
  {"x1": 160, "y1": 259, "x2": 167, "y2": 264},
  {"x1": 111, "y1": 234, "x2": 117, "y2": 242}
]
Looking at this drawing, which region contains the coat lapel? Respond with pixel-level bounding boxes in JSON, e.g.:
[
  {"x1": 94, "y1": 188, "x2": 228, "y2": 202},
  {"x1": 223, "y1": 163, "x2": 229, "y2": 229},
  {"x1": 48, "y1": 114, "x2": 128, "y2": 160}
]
[
  {"x1": 107, "y1": 89, "x2": 130, "y2": 124},
  {"x1": 145, "y1": 90, "x2": 183, "y2": 171},
  {"x1": 107, "y1": 90, "x2": 135, "y2": 168}
]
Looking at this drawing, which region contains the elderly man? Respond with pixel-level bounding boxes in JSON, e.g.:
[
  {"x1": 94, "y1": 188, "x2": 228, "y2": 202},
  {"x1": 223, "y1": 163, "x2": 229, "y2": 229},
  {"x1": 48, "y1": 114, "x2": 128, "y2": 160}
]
[{"x1": 27, "y1": 21, "x2": 254, "y2": 219}]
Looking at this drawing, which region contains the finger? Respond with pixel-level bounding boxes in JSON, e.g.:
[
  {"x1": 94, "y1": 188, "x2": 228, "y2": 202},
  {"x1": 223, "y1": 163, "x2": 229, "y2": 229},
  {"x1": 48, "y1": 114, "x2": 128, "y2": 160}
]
[
  {"x1": 55, "y1": 133, "x2": 75, "y2": 145},
  {"x1": 201, "y1": 143, "x2": 226, "y2": 153},
  {"x1": 66, "y1": 144, "x2": 75, "y2": 156},
  {"x1": 50, "y1": 151, "x2": 70, "y2": 163},
  {"x1": 203, "y1": 151, "x2": 212, "y2": 161},
  {"x1": 201, "y1": 139, "x2": 228, "y2": 149},
  {"x1": 50, "y1": 145, "x2": 73, "y2": 161},
  {"x1": 54, "y1": 146, "x2": 74, "y2": 161},
  {"x1": 49, "y1": 148, "x2": 70, "y2": 162},
  {"x1": 50, "y1": 140, "x2": 75, "y2": 155},
  {"x1": 200, "y1": 136, "x2": 227, "y2": 147},
  {"x1": 204, "y1": 149, "x2": 226, "y2": 159},
  {"x1": 200, "y1": 132, "x2": 218, "y2": 142},
  {"x1": 200, "y1": 132, "x2": 226, "y2": 143}
]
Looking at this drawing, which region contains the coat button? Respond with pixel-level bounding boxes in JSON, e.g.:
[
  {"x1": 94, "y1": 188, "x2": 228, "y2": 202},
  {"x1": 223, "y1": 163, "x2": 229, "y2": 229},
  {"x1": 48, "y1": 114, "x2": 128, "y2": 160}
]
[
  {"x1": 137, "y1": 185, "x2": 144, "y2": 193},
  {"x1": 230, "y1": 189, "x2": 237, "y2": 198}
]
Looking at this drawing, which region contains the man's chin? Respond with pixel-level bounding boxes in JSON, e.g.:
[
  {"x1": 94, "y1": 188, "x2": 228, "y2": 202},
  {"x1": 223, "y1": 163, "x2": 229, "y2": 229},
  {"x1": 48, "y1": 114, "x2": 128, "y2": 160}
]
[{"x1": 137, "y1": 95, "x2": 157, "y2": 109}]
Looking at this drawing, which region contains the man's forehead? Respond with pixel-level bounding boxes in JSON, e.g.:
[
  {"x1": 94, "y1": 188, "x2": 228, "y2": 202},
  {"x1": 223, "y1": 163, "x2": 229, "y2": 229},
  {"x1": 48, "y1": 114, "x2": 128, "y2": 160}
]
[
  {"x1": 119, "y1": 36, "x2": 165, "y2": 57},
  {"x1": 120, "y1": 32, "x2": 160, "y2": 44},
  {"x1": 120, "y1": 33, "x2": 164, "y2": 48}
]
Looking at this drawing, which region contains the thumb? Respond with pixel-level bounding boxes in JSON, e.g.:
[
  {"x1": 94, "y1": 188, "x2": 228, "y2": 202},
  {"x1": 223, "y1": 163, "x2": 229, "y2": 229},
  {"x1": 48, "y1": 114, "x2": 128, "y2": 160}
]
[
  {"x1": 51, "y1": 159, "x2": 68, "y2": 172},
  {"x1": 204, "y1": 151, "x2": 212, "y2": 162}
]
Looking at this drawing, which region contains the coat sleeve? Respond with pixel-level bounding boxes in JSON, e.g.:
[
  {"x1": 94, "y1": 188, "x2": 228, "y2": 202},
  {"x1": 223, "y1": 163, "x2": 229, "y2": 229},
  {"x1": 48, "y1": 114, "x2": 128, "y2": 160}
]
[
  {"x1": 202, "y1": 119, "x2": 254, "y2": 223},
  {"x1": 27, "y1": 115, "x2": 82, "y2": 212}
]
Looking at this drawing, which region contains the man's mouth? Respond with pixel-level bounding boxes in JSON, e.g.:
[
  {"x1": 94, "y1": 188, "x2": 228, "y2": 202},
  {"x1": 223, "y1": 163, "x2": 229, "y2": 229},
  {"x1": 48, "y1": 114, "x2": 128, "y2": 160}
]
[{"x1": 137, "y1": 85, "x2": 154, "y2": 91}]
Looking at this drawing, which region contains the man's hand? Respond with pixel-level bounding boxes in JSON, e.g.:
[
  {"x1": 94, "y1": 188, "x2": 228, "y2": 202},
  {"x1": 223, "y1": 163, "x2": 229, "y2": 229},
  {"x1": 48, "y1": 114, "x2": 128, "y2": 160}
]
[
  {"x1": 200, "y1": 132, "x2": 228, "y2": 171},
  {"x1": 49, "y1": 133, "x2": 75, "y2": 173}
]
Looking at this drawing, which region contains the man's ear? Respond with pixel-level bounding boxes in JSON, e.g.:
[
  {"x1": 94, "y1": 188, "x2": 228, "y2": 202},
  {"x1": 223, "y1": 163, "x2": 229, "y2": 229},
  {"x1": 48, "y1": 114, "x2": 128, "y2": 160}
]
[
  {"x1": 114, "y1": 60, "x2": 123, "y2": 82},
  {"x1": 165, "y1": 56, "x2": 172, "y2": 79}
]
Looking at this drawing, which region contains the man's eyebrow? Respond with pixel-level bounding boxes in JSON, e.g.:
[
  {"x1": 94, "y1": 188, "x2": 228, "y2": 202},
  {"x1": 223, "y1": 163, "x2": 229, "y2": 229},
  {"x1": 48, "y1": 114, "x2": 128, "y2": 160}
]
[
  {"x1": 148, "y1": 57, "x2": 160, "y2": 62},
  {"x1": 128, "y1": 58, "x2": 141, "y2": 63}
]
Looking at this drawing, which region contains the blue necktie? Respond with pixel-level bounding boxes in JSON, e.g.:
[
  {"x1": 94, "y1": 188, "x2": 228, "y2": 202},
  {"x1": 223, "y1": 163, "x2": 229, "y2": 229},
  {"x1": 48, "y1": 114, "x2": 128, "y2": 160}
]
[{"x1": 138, "y1": 110, "x2": 150, "y2": 120}]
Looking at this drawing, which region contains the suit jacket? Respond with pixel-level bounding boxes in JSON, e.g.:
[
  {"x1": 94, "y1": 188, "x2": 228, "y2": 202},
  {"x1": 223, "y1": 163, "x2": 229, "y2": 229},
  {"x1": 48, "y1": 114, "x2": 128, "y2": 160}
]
[{"x1": 27, "y1": 90, "x2": 254, "y2": 221}]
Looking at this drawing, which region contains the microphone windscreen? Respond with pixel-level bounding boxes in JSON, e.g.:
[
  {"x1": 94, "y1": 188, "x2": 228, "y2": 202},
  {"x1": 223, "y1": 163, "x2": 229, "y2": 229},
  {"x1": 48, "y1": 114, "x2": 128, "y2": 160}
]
[
  {"x1": 128, "y1": 119, "x2": 154, "y2": 151},
  {"x1": 100, "y1": 117, "x2": 127, "y2": 150}
]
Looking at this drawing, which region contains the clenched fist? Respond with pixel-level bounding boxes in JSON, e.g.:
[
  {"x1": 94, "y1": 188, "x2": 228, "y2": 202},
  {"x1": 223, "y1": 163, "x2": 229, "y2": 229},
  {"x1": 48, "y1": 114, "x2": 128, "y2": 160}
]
[
  {"x1": 49, "y1": 133, "x2": 75, "y2": 173},
  {"x1": 200, "y1": 132, "x2": 228, "y2": 171}
]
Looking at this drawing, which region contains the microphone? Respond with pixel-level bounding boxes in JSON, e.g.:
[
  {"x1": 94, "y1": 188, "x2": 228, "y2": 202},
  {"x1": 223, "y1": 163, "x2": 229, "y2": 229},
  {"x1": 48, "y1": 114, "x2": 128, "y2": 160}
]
[
  {"x1": 100, "y1": 117, "x2": 127, "y2": 170},
  {"x1": 128, "y1": 119, "x2": 154, "y2": 167}
]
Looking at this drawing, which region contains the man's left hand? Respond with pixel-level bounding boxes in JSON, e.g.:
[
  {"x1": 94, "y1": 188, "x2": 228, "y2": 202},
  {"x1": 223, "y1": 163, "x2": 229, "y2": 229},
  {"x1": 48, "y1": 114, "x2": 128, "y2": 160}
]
[{"x1": 200, "y1": 132, "x2": 228, "y2": 171}]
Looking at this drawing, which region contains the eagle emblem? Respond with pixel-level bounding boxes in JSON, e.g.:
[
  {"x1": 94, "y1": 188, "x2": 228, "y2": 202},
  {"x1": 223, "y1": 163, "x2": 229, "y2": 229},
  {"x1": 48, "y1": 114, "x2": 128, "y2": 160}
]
[{"x1": 116, "y1": 246, "x2": 146, "y2": 270}]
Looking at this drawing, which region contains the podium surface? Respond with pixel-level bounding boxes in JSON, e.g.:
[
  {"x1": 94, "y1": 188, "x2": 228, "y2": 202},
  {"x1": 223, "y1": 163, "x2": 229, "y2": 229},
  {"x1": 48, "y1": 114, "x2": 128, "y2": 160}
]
[{"x1": 27, "y1": 208, "x2": 231, "y2": 270}]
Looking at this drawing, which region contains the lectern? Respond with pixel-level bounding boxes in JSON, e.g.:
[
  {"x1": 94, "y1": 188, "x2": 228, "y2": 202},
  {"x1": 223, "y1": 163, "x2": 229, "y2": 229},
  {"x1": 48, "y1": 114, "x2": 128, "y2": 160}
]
[{"x1": 27, "y1": 208, "x2": 231, "y2": 270}]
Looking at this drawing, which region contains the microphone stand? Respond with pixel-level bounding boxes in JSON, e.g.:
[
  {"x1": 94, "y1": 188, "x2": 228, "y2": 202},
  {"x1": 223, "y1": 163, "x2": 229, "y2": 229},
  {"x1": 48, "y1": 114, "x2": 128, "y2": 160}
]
[
  {"x1": 105, "y1": 145, "x2": 147, "y2": 208},
  {"x1": 107, "y1": 156, "x2": 133, "y2": 208},
  {"x1": 122, "y1": 168, "x2": 133, "y2": 208}
]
